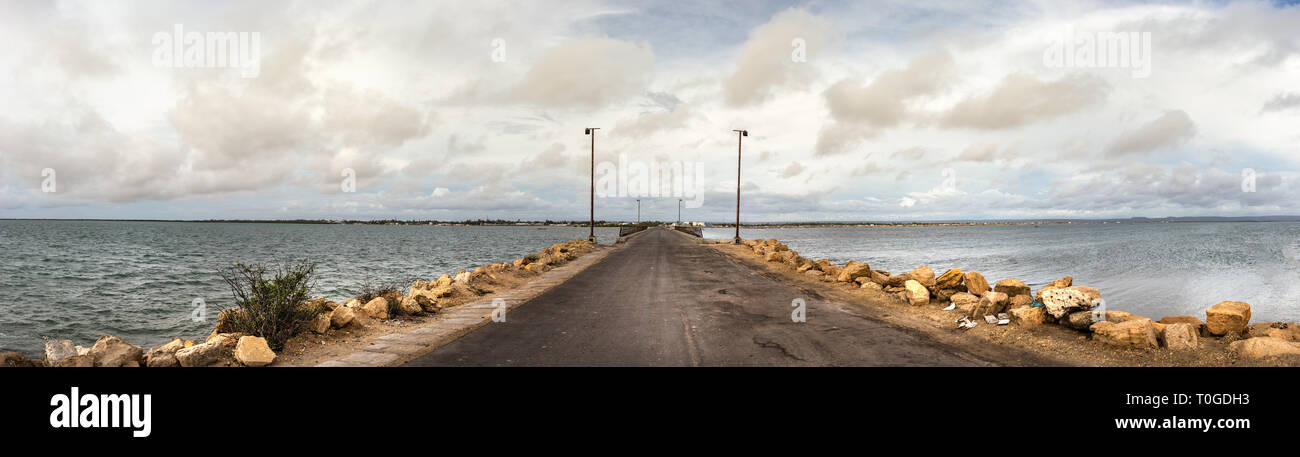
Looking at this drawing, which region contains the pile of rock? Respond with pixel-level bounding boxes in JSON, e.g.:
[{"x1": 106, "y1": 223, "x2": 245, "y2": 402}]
[
  {"x1": 6, "y1": 239, "x2": 600, "y2": 368},
  {"x1": 735, "y1": 237, "x2": 1300, "y2": 362},
  {"x1": 40, "y1": 333, "x2": 277, "y2": 368}
]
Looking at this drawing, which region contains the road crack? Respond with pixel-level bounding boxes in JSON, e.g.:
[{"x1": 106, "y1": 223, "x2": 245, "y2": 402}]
[{"x1": 752, "y1": 336, "x2": 806, "y2": 362}]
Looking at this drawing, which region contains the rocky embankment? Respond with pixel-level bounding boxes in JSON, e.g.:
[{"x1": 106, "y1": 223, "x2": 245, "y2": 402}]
[
  {"x1": 734, "y1": 238, "x2": 1300, "y2": 363},
  {"x1": 0, "y1": 240, "x2": 597, "y2": 367}
]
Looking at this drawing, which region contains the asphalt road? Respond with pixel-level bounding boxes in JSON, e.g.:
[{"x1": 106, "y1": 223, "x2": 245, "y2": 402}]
[{"x1": 405, "y1": 227, "x2": 1008, "y2": 366}]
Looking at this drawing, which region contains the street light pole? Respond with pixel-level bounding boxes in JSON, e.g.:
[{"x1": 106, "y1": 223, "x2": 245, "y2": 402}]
[
  {"x1": 636, "y1": 199, "x2": 640, "y2": 224},
  {"x1": 678, "y1": 198, "x2": 682, "y2": 225},
  {"x1": 732, "y1": 129, "x2": 747, "y2": 243},
  {"x1": 585, "y1": 127, "x2": 599, "y2": 242}
]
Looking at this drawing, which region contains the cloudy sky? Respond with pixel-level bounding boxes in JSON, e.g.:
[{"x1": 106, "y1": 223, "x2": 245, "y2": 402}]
[{"x1": 1, "y1": 0, "x2": 1298, "y2": 222}]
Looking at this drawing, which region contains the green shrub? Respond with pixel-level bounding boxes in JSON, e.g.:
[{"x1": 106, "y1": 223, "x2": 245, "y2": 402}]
[{"x1": 217, "y1": 260, "x2": 319, "y2": 351}]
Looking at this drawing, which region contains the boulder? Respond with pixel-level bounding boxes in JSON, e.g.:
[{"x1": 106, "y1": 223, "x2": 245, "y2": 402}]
[
  {"x1": 781, "y1": 252, "x2": 805, "y2": 268},
  {"x1": 44, "y1": 340, "x2": 93, "y2": 367},
  {"x1": 908, "y1": 266, "x2": 936, "y2": 288},
  {"x1": 144, "y1": 338, "x2": 186, "y2": 367},
  {"x1": 343, "y1": 298, "x2": 361, "y2": 309},
  {"x1": 870, "y1": 270, "x2": 890, "y2": 285},
  {"x1": 1010, "y1": 306, "x2": 1046, "y2": 326},
  {"x1": 1034, "y1": 276, "x2": 1074, "y2": 300},
  {"x1": 1205, "y1": 301, "x2": 1251, "y2": 336},
  {"x1": 837, "y1": 261, "x2": 872, "y2": 283},
  {"x1": 1158, "y1": 316, "x2": 1206, "y2": 336},
  {"x1": 1090, "y1": 319, "x2": 1159, "y2": 350},
  {"x1": 932, "y1": 288, "x2": 957, "y2": 304},
  {"x1": 362, "y1": 297, "x2": 390, "y2": 319},
  {"x1": 860, "y1": 282, "x2": 883, "y2": 293},
  {"x1": 885, "y1": 274, "x2": 910, "y2": 288},
  {"x1": 428, "y1": 285, "x2": 455, "y2": 298},
  {"x1": 971, "y1": 291, "x2": 1009, "y2": 317},
  {"x1": 1229, "y1": 337, "x2": 1300, "y2": 360},
  {"x1": 205, "y1": 332, "x2": 244, "y2": 346},
  {"x1": 764, "y1": 251, "x2": 782, "y2": 262},
  {"x1": 803, "y1": 269, "x2": 824, "y2": 278},
  {"x1": 796, "y1": 264, "x2": 813, "y2": 273},
  {"x1": 175, "y1": 339, "x2": 231, "y2": 367},
  {"x1": 993, "y1": 278, "x2": 1030, "y2": 297},
  {"x1": 453, "y1": 271, "x2": 471, "y2": 283},
  {"x1": 435, "y1": 274, "x2": 453, "y2": 287},
  {"x1": 950, "y1": 292, "x2": 981, "y2": 314},
  {"x1": 350, "y1": 309, "x2": 375, "y2": 329},
  {"x1": 935, "y1": 268, "x2": 963, "y2": 289},
  {"x1": 1062, "y1": 311, "x2": 1100, "y2": 330},
  {"x1": 87, "y1": 335, "x2": 144, "y2": 367},
  {"x1": 309, "y1": 313, "x2": 331, "y2": 334},
  {"x1": 1161, "y1": 323, "x2": 1199, "y2": 350},
  {"x1": 398, "y1": 296, "x2": 423, "y2": 315},
  {"x1": 1007, "y1": 294, "x2": 1033, "y2": 310},
  {"x1": 1040, "y1": 286, "x2": 1102, "y2": 319},
  {"x1": 410, "y1": 289, "x2": 443, "y2": 313},
  {"x1": 233, "y1": 336, "x2": 276, "y2": 367},
  {"x1": 963, "y1": 272, "x2": 990, "y2": 296},
  {"x1": 903, "y1": 280, "x2": 930, "y2": 307},
  {"x1": 330, "y1": 305, "x2": 356, "y2": 328},
  {"x1": 0, "y1": 351, "x2": 42, "y2": 367},
  {"x1": 1063, "y1": 310, "x2": 1146, "y2": 331}
]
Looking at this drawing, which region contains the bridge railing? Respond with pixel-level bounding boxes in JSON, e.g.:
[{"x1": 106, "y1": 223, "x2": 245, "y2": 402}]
[
  {"x1": 618, "y1": 226, "x2": 648, "y2": 237},
  {"x1": 672, "y1": 226, "x2": 702, "y2": 237}
]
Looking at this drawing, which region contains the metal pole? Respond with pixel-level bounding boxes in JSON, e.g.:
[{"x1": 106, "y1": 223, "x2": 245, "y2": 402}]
[
  {"x1": 734, "y1": 131, "x2": 742, "y2": 243},
  {"x1": 636, "y1": 199, "x2": 640, "y2": 224},
  {"x1": 587, "y1": 128, "x2": 598, "y2": 242},
  {"x1": 678, "y1": 199, "x2": 682, "y2": 225}
]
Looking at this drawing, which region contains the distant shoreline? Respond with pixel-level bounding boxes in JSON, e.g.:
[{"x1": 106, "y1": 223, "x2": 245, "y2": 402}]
[{"x1": 2, "y1": 217, "x2": 1299, "y2": 228}]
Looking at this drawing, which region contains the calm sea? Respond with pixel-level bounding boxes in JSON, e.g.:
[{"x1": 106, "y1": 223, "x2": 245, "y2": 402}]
[
  {"x1": 4, "y1": 220, "x2": 1297, "y2": 356},
  {"x1": 0, "y1": 221, "x2": 618, "y2": 356},
  {"x1": 707, "y1": 222, "x2": 1300, "y2": 326}
]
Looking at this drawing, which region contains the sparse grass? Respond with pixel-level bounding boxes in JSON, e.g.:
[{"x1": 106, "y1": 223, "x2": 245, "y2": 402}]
[
  {"x1": 217, "y1": 260, "x2": 319, "y2": 351},
  {"x1": 352, "y1": 275, "x2": 421, "y2": 316}
]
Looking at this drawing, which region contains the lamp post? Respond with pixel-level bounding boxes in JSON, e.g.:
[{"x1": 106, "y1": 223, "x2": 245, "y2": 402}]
[
  {"x1": 732, "y1": 129, "x2": 747, "y2": 243},
  {"x1": 677, "y1": 198, "x2": 682, "y2": 225},
  {"x1": 636, "y1": 199, "x2": 640, "y2": 224},
  {"x1": 585, "y1": 127, "x2": 599, "y2": 242}
]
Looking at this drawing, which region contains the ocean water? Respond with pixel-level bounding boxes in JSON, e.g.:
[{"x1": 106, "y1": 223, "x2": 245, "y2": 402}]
[
  {"x1": 0, "y1": 221, "x2": 618, "y2": 356},
  {"x1": 706, "y1": 223, "x2": 1300, "y2": 325}
]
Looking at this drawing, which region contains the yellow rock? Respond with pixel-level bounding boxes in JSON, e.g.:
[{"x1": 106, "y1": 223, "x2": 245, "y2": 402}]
[
  {"x1": 935, "y1": 268, "x2": 963, "y2": 289},
  {"x1": 1205, "y1": 301, "x2": 1251, "y2": 336},
  {"x1": 233, "y1": 336, "x2": 276, "y2": 367}
]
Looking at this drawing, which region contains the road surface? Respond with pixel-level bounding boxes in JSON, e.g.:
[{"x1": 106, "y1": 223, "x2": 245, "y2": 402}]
[{"x1": 406, "y1": 227, "x2": 1036, "y2": 366}]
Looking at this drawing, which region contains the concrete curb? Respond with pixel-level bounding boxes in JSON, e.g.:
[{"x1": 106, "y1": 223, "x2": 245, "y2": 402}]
[{"x1": 314, "y1": 243, "x2": 621, "y2": 367}]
